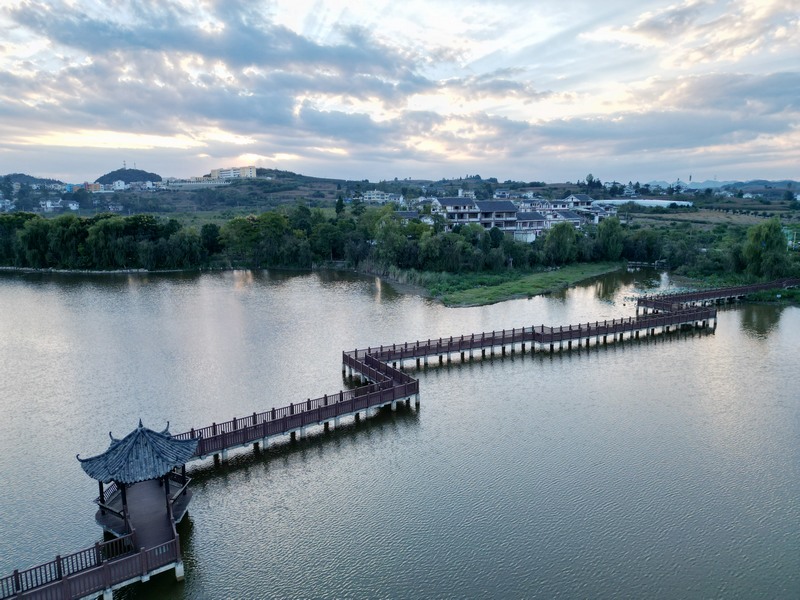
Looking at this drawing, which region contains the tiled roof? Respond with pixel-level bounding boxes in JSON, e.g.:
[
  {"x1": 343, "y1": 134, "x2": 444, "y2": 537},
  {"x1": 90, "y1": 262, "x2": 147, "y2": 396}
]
[
  {"x1": 77, "y1": 420, "x2": 198, "y2": 484},
  {"x1": 475, "y1": 201, "x2": 517, "y2": 212},
  {"x1": 516, "y1": 211, "x2": 546, "y2": 221}
]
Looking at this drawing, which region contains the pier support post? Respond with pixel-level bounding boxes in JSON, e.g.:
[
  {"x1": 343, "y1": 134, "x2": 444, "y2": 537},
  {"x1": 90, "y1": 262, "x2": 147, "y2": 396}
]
[
  {"x1": 439, "y1": 355, "x2": 443, "y2": 364},
  {"x1": 175, "y1": 561, "x2": 185, "y2": 582},
  {"x1": 522, "y1": 343, "x2": 526, "y2": 353},
  {"x1": 650, "y1": 328, "x2": 655, "y2": 336},
  {"x1": 635, "y1": 331, "x2": 639, "y2": 339},
  {"x1": 335, "y1": 416, "x2": 341, "y2": 428},
  {"x1": 482, "y1": 348, "x2": 486, "y2": 358},
  {"x1": 355, "y1": 413, "x2": 361, "y2": 423},
  {"x1": 461, "y1": 351, "x2": 465, "y2": 361},
  {"x1": 213, "y1": 453, "x2": 220, "y2": 465},
  {"x1": 416, "y1": 358, "x2": 420, "y2": 368},
  {"x1": 391, "y1": 401, "x2": 397, "y2": 411},
  {"x1": 415, "y1": 393, "x2": 420, "y2": 407},
  {"x1": 324, "y1": 422, "x2": 330, "y2": 431},
  {"x1": 603, "y1": 335, "x2": 607, "y2": 345},
  {"x1": 585, "y1": 338, "x2": 590, "y2": 348},
  {"x1": 568, "y1": 340, "x2": 572, "y2": 350},
  {"x1": 290, "y1": 431, "x2": 296, "y2": 442},
  {"x1": 502, "y1": 346, "x2": 506, "y2": 356},
  {"x1": 253, "y1": 441, "x2": 260, "y2": 452},
  {"x1": 549, "y1": 343, "x2": 554, "y2": 353}
]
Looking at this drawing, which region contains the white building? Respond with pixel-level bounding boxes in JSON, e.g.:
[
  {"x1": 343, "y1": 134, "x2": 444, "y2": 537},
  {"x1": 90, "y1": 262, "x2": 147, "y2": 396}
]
[{"x1": 210, "y1": 165, "x2": 257, "y2": 179}]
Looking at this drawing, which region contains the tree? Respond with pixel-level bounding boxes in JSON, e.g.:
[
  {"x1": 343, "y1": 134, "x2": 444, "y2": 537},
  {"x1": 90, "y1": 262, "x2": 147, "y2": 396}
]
[
  {"x1": 335, "y1": 195, "x2": 345, "y2": 217},
  {"x1": 543, "y1": 222, "x2": 578, "y2": 265},
  {"x1": 200, "y1": 223, "x2": 222, "y2": 256},
  {"x1": 596, "y1": 217, "x2": 624, "y2": 260},
  {"x1": 743, "y1": 218, "x2": 789, "y2": 279}
]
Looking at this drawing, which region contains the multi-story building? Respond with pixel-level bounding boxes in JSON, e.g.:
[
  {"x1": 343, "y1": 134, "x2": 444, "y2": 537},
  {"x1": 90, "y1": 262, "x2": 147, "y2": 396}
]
[
  {"x1": 434, "y1": 199, "x2": 518, "y2": 232},
  {"x1": 210, "y1": 165, "x2": 257, "y2": 179}
]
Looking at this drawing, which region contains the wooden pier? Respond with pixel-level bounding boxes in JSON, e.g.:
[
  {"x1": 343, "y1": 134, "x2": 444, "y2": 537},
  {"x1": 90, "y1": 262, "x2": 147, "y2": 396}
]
[
  {"x1": 637, "y1": 278, "x2": 800, "y2": 314},
  {"x1": 2, "y1": 279, "x2": 796, "y2": 600}
]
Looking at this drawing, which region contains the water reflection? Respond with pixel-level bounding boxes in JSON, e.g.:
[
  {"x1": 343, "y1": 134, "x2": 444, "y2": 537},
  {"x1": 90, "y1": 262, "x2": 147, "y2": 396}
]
[{"x1": 738, "y1": 303, "x2": 784, "y2": 337}]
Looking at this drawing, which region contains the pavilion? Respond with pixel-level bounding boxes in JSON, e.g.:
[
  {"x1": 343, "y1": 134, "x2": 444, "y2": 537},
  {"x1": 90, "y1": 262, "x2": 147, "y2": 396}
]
[{"x1": 77, "y1": 420, "x2": 198, "y2": 552}]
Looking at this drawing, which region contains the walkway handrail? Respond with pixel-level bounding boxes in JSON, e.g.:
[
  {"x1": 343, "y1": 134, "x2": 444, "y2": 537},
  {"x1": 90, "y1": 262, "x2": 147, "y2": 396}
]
[
  {"x1": 637, "y1": 278, "x2": 800, "y2": 308},
  {"x1": 0, "y1": 532, "x2": 136, "y2": 599},
  {"x1": 173, "y1": 304, "x2": 717, "y2": 460}
]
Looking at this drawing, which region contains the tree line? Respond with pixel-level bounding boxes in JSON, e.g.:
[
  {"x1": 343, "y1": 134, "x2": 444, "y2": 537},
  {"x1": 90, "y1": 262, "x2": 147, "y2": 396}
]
[{"x1": 0, "y1": 206, "x2": 795, "y2": 280}]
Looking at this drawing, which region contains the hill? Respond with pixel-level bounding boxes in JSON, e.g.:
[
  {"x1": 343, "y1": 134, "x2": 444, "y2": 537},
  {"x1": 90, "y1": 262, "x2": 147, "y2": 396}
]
[
  {"x1": 2, "y1": 173, "x2": 63, "y2": 185},
  {"x1": 95, "y1": 168, "x2": 162, "y2": 185}
]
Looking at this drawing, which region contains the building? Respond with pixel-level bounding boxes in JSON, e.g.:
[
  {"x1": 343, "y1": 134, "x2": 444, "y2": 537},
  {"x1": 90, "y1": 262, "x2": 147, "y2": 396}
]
[
  {"x1": 514, "y1": 211, "x2": 548, "y2": 242},
  {"x1": 475, "y1": 200, "x2": 517, "y2": 231},
  {"x1": 210, "y1": 165, "x2": 257, "y2": 180}
]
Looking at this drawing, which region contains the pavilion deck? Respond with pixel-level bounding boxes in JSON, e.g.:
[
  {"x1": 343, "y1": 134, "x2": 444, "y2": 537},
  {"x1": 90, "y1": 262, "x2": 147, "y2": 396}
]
[{"x1": 95, "y1": 477, "x2": 192, "y2": 547}]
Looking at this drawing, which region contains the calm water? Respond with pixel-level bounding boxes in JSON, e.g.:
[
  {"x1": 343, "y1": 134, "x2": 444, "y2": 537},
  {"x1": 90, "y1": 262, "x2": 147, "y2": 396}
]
[{"x1": 0, "y1": 270, "x2": 798, "y2": 599}]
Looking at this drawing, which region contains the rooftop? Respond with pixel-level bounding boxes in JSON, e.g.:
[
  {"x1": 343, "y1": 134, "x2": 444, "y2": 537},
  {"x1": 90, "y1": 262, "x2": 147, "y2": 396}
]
[{"x1": 77, "y1": 420, "x2": 198, "y2": 484}]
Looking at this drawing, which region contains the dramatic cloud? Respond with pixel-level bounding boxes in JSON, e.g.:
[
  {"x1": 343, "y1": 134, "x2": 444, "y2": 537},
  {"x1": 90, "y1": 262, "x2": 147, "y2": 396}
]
[{"x1": 0, "y1": 0, "x2": 798, "y2": 183}]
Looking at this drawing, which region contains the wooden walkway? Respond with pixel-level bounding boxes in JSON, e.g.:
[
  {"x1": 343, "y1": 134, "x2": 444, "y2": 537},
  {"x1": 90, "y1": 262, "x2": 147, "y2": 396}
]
[
  {"x1": 3, "y1": 279, "x2": 794, "y2": 599},
  {"x1": 2, "y1": 475, "x2": 190, "y2": 600},
  {"x1": 637, "y1": 278, "x2": 800, "y2": 313}
]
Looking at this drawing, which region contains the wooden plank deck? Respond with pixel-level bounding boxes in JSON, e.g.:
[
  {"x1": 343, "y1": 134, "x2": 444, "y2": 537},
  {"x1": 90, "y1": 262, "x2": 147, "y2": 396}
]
[{"x1": 96, "y1": 479, "x2": 191, "y2": 548}]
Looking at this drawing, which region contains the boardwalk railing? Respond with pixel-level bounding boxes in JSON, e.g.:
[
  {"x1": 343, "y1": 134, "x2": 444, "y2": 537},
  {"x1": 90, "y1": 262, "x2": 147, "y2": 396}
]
[
  {"x1": 0, "y1": 533, "x2": 181, "y2": 600},
  {"x1": 638, "y1": 278, "x2": 800, "y2": 312},
  {"x1": 171, "y1": 304, "x2": 717, "y2": 465}
]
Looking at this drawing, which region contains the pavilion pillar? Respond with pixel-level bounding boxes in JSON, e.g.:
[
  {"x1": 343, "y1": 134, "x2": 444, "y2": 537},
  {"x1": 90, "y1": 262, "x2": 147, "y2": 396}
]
[
  {"x1": 164, "y1": 475, "x2": 171, "y2": 513},
  {"x1": 120, "y1": 483, "x2": 129, "y2": 528},
  {"x1": 98, "y1": 481, "x2": 105, "y2": 514}
]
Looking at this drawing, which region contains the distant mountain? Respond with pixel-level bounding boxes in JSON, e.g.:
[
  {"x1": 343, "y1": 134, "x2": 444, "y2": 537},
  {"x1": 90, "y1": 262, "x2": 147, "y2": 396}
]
[
  {"x1": 95, "y1": 168, "x2": 161, "y2": 185},
  {"x1": 2, "y1": 173, "x2": 63, "y2": 185},
  {"x1": 721, "y1": 179, "x2": 799, "y2": 191},
  {"x1": 686, "y1": 180, "x2": 739, "y2": 189}
]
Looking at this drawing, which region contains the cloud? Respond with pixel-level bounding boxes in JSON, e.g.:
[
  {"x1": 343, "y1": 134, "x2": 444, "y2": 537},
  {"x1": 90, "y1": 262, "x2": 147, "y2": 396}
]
[{"x1": 0, "y1": 0, "x2": 798, "y2": 183}]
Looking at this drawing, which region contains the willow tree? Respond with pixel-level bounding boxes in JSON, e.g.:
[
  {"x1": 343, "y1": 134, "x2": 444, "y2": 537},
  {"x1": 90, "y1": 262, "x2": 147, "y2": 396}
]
[{"x1": 743, "y1": 218, "x2": 789, "y2": 279}]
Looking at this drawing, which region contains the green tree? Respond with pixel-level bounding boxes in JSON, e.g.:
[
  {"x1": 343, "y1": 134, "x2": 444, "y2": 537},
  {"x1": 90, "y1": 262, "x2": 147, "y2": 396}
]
[
  {"x1": 743, "y1": 218, "x2": 789, "y2": 279},
  {"x1": 16, "y1": 217, "x2": 51, "y2": 267},
  {"x1": 200, "y1": 223, "x2": 222, "y2": 256},
  {"x1": 543, "y1": 222, "x2": 578, "y2": 265},
  {"x1": 335, "y1": 195, "x2": 345, "y2": 217},
  {"x1": 596, "y1": 217, "x2": 624, "y2": 260}
]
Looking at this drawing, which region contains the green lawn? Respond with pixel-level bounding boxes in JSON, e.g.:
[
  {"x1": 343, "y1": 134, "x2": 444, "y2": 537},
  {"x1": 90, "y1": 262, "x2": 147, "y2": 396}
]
[{"x1": 431, "y1": 262, "x2": 623, "y2": 306}]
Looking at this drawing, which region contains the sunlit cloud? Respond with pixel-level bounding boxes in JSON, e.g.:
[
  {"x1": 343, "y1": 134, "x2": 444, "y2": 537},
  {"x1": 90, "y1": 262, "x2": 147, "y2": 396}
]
[
  {"x1": 16, "y1": 130, "x2": 205, "y2": 150},
  {"x1": 0, "y1": 0, "x2": 797, "y2": 183}
]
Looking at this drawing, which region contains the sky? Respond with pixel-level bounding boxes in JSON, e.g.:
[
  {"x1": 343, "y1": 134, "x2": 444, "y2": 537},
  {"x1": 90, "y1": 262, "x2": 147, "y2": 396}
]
[{"x1": 0, "y1": 0, "x2": 798, "y2": 184}]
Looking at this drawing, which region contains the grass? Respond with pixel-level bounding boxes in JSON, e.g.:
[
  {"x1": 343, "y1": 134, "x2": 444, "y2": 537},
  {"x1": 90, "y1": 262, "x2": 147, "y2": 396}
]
[
  {"x1": 365, "y1": 262, "x2": 622, "y2": 307},
  {"x1": 745, "y1": 287, "x2": 800, "y2": 305}
]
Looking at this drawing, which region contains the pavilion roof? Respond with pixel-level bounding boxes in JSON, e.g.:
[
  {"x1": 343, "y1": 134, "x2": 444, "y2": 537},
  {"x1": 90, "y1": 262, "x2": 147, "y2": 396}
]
[{"x1": 77, "y1": 420, "x2": 198, "y2": 484}]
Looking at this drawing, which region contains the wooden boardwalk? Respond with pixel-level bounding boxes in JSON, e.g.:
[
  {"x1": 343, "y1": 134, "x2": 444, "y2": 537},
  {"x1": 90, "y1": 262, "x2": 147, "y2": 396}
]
[
  {"x1": 3, "y1": 279, "x2": 795, "y2": 599},
  {"x1": 637, "y1": 278, "x2": 800, "y2": 313}
]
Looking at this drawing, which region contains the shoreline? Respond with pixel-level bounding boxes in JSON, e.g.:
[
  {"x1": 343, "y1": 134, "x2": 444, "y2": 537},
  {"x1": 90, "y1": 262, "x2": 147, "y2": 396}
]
[{"x1": 3, "y1": 263, "x2": 796, "y2": 307}]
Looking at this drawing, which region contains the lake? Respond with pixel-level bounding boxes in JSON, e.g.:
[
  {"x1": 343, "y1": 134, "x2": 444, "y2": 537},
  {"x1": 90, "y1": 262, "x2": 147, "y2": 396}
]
[{"x1": 0, "y1": 269, "x2": 797, "y2": 598}]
